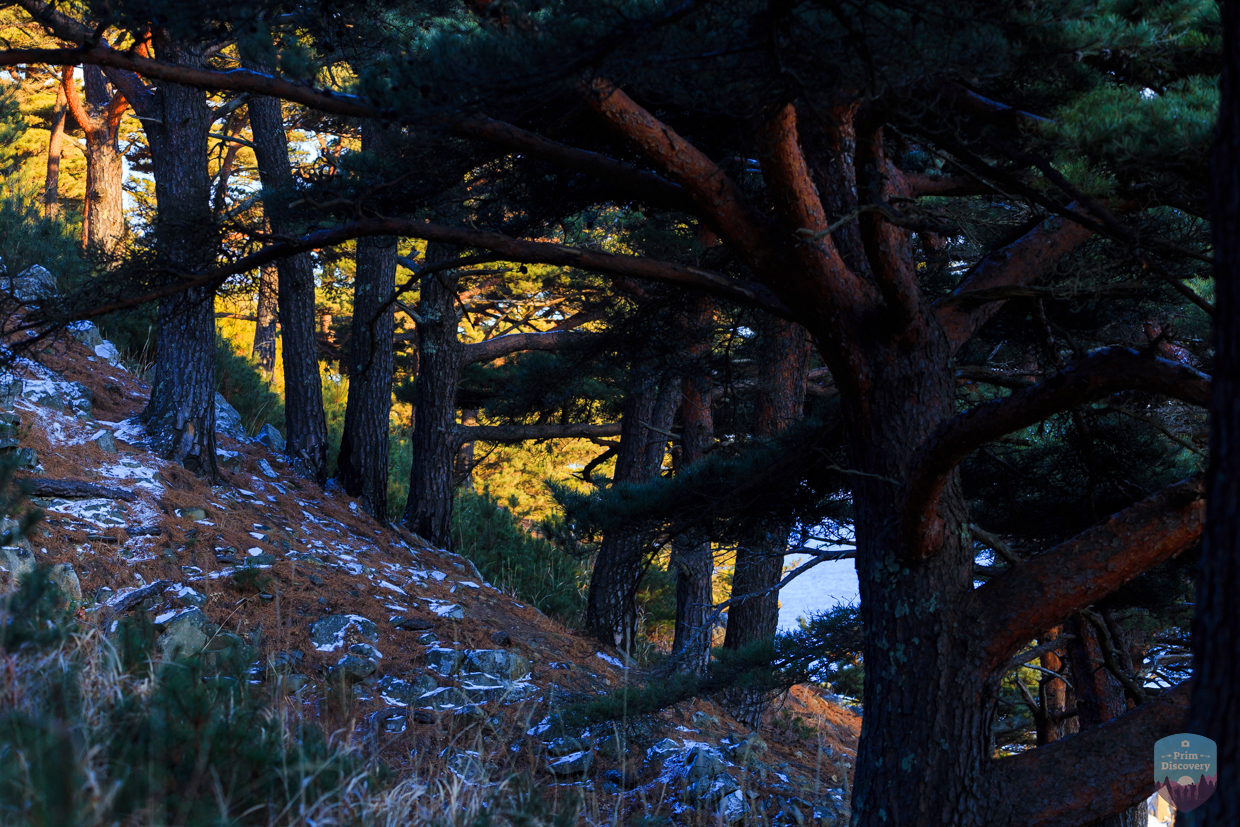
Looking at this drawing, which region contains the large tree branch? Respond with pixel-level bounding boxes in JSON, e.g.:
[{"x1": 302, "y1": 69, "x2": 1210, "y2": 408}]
[
  {"x1": 463, "y1": 329, "x2": 595, "y2": 365},
  {"x1": 0, "y1": 45, "x2": 691, "y2": 212},
  {"x1": 459, "y1": 422, "x2": 622, "y2": 444},
  {"x1": 35, "y1": 218, "x2": 792, "y2": 331},
  {"x1": 582, "y1": 78, "x2": 783, "y2": 275},
  {"x1": 973, "y1": 476, "x2": 1205, "y2": 670},
  {"x1": 933, "y1": 212, "x2": 1094, "y2": 354},
  {"x1": 984, "y1": 680, "x2": 1190, "y2": 827},
  {"x1": 902, "y1": 347, "x2": 1209, "y2": 558}
]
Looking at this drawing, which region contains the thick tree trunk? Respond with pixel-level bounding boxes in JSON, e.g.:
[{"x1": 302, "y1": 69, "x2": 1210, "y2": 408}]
[
  {"x1": 337, "y1": 123, "x2": 397, "y2": 517},
  {"x1": 81, "y1": 135, "x2": 124, "y2": 254},
  {"x1": 455, "y1": 409, "x2": 478, "y2": 491},
  {"x1": 671, "y1": 294, "x2": 716, "y2": 675},
  {"x1": 251, "y1": 260, "x2": 278, "y2": 376},
  {"x1": 43, "y1": 83, "x2": 66, "y2": 219},
  {"x1": 584, "y1": 364, "x2": 675, "y2": 650},
  {"x1": 724, "y1": 315, "x2": 810, "y2": 653},
  {"x1": 403, "y1": 242, "x2": 465, "y2": 548},
  {"x1": 248, "y1": 93, "x2": 327, "y2": 482},
  {"x1": 1187, "y1": 1, "x2": 1240, "y2": 822},
  {"x1": 139, "y1": 37, "x2": 217, "y2": 476}
]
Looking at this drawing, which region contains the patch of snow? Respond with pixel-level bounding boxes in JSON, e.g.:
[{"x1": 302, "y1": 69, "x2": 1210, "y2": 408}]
[{"x1": 596, "y1": 652, "x2": 627, "y2": 669}]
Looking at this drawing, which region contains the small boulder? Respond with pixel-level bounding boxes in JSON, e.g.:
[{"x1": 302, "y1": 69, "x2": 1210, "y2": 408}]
[
  {"x1": 255, "y1": 423, "x2": 285, "y2": 452},
  {"x1": 547, "y1": 749, "x2": 593, "y2": 777},
  {"x1": 333, "y1": 654, "x2": 376, "y2": 681},
  {"x1": 425, "y1": 647, "x2": 464, "y2": 676},
  {"x1": 377, "y1": 673, "x2": 440, "y2": 705},
  {"x1": 718, "y1": 789, "x2": 749, "y2": 824},
  {"x1": 156, "y1": 608, "x2": 212, "y2": 660},
  {"x1": 391, "y1": 616, "x2": 434, "y2": 631},
  {"x1": 309, "y1": 614, "x2": 379, "y2": 652},
  {"x1": 68, "y1": 321, "x2": 104, "y2": 349},
  {"x1": 47, "y1": 563, "x2": 81, "y2": 606},
  {"x1": 7, "y1": 265, "x2": 57, "y2": 304},
  {"x1": 463, "y1": 649, "x2": 530, "y2": 680},
  {"x1": 0, "y1": 378, "x2": 21, "y2": 410},
  {"x1": 214, "y1": 393, "x2": 247, "y2": 440},
  {"x1": 94, "y1": 341, "x2": 121, "y2": 365},
  {"x1": 93, "y1": 431, "x2": 117, "y2": 453}
]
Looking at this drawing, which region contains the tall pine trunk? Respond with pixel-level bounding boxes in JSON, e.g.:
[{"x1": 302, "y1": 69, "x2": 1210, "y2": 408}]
[
  {"x1": 139, "y1": 36, "x2": 217, "y2": 476},
  {"x1": 337, "y1": 124, "x2": 397, "y2": 518},
  {"x1": 584, "y1": 364, "x2": 675, "y2": 651},
  {"x1": 403, "y1": 243, "x2": 464, "y2": 547},
  {"x1": 43, "y1": 83, "x2": 66, "y2": 220},
  {"x1": 724, "y1": 315, "x2": 810, "y2": 653},
  {"x1": 1188, "y1": 0, "x2": 1240, "y2": 821},
  {"x1": 670, "y1": 294, "x2": 715, "y2": 674},
  {"x1": 248, "y1": 94, "x2": 327, "y2": 482},
  {"x1": 63, "y1": 66, "x2": 126, "y2": 254},
  {"x1": 251, "y1": 260, "x2": 278, "y2": 376}
]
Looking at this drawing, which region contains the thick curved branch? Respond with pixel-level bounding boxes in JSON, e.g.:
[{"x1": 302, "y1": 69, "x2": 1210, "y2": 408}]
[
  {"x1": 902, "y1": 347, "x2": 1209, "y2": 558},
  {"x1": 464, "y1": 329, "x2": 595, "y2": 365},
  {"x1": 40, "y1": 218, "x2": 792, "y2": 329},
  {"x1": 984, "y1": 680, "x2": 1190, "y2": 827},
  {"x1": 905, "y1": 173, "x2": 999, "y2": 198},
  {"x1": 61, "y1": 64, "x2": 102, "y2": 139},
  {"x1": 459, "y1": 422, "x2": 622, "y2": 443},
  {"x1": 933, "y1": 212, "x2": 1094, "y2": 353},
  {"x1": 974, "y1": 476, "x2": 1204, "y2": 670},
  {"x1": 583, "y1": 78, "x2": 781, "y2": 275},
  {"x1": 0, "y1": 45, "x2": 690, "y2": 212}
]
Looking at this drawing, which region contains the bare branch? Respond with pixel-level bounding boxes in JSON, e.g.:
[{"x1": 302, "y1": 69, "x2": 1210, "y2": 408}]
[
  {"x1": 459, "y1": 422, "x2": 622, "y2": 443},
  {"x1": 902, "y1": 347, "x2": 1210, "y2": 558},
  {"x1": 463, "y1": 329, "x2": 595, "y2": 365}
]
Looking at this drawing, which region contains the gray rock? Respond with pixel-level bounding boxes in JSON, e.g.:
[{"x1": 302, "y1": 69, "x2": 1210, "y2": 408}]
[
  {"x1": 691, "y1": 710, "x2": 720, "y2": 729},
  {"x1": 718, "y1": 789, "x2": 749, "y2": 824},
  {"x1": 377, "y1": 673, "x2": 440, "y2": 705},
  {"x1": 333, "y1": 655, "x2": 376, "y2": 681},
  {"x1": 0, "y1": 378, "x2": 20, "y2": 411},
  {"x1": 276, "y1": 673, "x2": 310, "y2": 695},
  {"x1": 391, "y1": 616, "x2": 435, "y2": 631},
  {"x1": 309, "y1": 614, "x2": 379, "y2": 651},
  {"x1": 93, "y1": 431, "x2": 117, "y2": 453},
  {"x1": 456, "y1": 674, "x2": 539, "y2": 705},
  {"x1": 416, "y1": 631, "x2": 437, "y2": 645},
  {"x1": 214, "y1": 393, "x2": 247, "y2": 440},
  {"x1": 22, "y1": 380, "x2": 64, "y2": 412},
  {"x1": 178, "y1": 507, "x2": 208, "y2": 521},
  {"x1": 425, "y1": 647, "x2": 464, "y2": 676},
  {"x1": 68, "y1": 321, "x2": 104, "y2": 349},
  {"x1": 156, "y1": 608, "x2": 212, "y2": 661},
  {"x1": 0, "y1": 544, "x2": 34, "y2": 583},
  {"x1": 547, "y1": 749, "x2": 593, "y2": 776},
  {"x1": 371, "y1": 708, "x2": 407, "y2": 735},
  {"x1": 67, "y1": 382, "x2": 92, "y2": 417},
  {"x1": 447, "y1": 751, "x2": 490, "y2": 783},
  {"x1": 683, "y1": 747, "x2": 727, "y2": 784},
  {"x1": 463, "y1": 649, "x2": 530, "y2": 680},
  {"x1": 11, "y1": 447, "x2": 36, "y2": 469},
  {"x1": 255, "y1": 423, "x2": 285, "y2": 452},
  {"x1": 47, "y1": 563, "x2": 81, "y2": 606},
  {"x1": 348, "y1": 642, "x2": 382, "y2": 661},
  {"x1": 7, "y1": 265, "x2": 57, "y2": 304},
  {"x1": 94, "y1": 341, "x2": 121, "y2": 365},
  {"x1": 647, "y1": 738, "x2": 681, "y2": 762},
  {"x1": 685, "y1": 773, "x2": 739, "y2": 806},
  {"x1": 545, "y1": 737, "x2": 586, "y2": 757}
]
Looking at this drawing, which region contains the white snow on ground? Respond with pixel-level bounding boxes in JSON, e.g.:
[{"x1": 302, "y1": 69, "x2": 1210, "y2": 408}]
[{"x1": 777, "y1": 552, "x2": 860, "y2": 631}]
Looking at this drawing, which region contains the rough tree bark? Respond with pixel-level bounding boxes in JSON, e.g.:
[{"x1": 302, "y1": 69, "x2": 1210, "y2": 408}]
[
  {"x1": 248, "y1": 92, "x2": 327, "y2": 482},
  {"x1": 1187, "y1": 0, "x2": 1240, "y2": 822},
  {"x1": 584, "y1": 363, "x2": 676, "y2": 651},
  {"x1": 403, "y1": 242, "x2": 466, "y2": 548},
  {"x1": 63, "y1": 65, "x2": 126, "y2": 254},
  {"x1": 724, "y1": 315, "x2": 810, "y2": 652},
  {"x1": 138, "y1": 34, "x2": 217, "y2": 476},
  {"x1": 251, "y1": 259, "x2": 278, "y2": 376},
  {"x1": 337, "y1": 124, "x2": 398, "y2": 517},
  {"x1": 671, "y1": 293, "x2": 716, "y2": 675},
  {"x1": 43, "y1": 79, "x2": 66, "y2": 219}
]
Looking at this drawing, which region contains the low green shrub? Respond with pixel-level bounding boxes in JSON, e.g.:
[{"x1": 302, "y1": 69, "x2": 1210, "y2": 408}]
[
  {"x1": 452, "y1": 488, "x2": 586, "y2": 623},
  {"x1": 216, "y1": 335, "x2": 285, "y2": 435}
]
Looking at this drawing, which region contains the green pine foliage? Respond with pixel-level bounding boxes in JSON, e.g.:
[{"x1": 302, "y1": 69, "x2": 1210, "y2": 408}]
[
  {"x1": 452, "y1": 488, "x2": 587, "y2": 622},
  {"x1": 215, "y1": 335, "x2": 286, "y2": 435}
]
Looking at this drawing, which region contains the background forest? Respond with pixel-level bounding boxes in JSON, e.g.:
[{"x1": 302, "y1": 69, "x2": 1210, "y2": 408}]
[{"x1": 0, "y1": 0, "x2": 1236, "y2": 826}]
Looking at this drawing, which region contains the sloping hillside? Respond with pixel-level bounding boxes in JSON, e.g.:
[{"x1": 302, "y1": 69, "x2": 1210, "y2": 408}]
[{"x1": 0, "y1": 308, "x2": 859, "y2": 826}]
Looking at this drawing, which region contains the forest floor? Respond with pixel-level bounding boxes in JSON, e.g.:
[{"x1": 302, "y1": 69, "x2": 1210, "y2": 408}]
[{"x1": 0, "y1": 323, "x2": 859, "y2": 826}]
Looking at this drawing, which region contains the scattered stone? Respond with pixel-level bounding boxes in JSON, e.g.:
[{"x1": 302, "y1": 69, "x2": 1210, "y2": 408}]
[
  {"x1": 94, "y1": 341, "x2": 121, "y2": 365},
  {"x1": 68, "y1": 321, "x2": 104, "y2": 349},
  {"x1": 416, "y1": 631, "x2": 437, "y2": 645},
  {"x1": 463, "y1": 649, "x2": 530, "y2": 680},
  {"x1": 425, "y1": 648, "x2": 464, "y2": 676},
  {"x1": 378, "y1": 673, "x2": 440, "y2": 705},
  {"x1": 447, "y1": 751, "x2": 490, "y2": 783},
  {"x1": 411, "y1": 709, "x2": 436, "y2": 725},
  {"x1": 275, "y1": 673, "x2": 310, "y2": 695},
  {"x1": 545, "y1": 737, "x2": 586, "y2": 757},
  {"x1": 92, "y1": 431, "x2": 117, "y2": 453},
  {"x1": 647, "y1": 739, "x2": 681, "y2": 762},
  {"x1": 348, "y1": 642, "x2": 382, "y2": 661},
  {"x1": 309, "y1": 614, "x2": 378, "y2": 652},
  {"x1": 371, "y1": 709, "x2": 407, "y2": 735},
  {"x1": 683, "y1": 747, "x2": 727, "y2": 785},
  {"x1": 272, "y1": 650, "x2": 305, "y2": 675},
  {"x1": 391, "y1": 616, "x2": 434, "y2": 631},
  {"x1": 691, "y1": 710, "x2": 721, "y2": 729},
  {"x1": 333, "y1": 655, "x2": 376, "y2": 681},
  {"x1": 155, "y1": 608, "x2": 212, "y2": 660},
  {"x1": 7, "y1": 265, "x2": 57, "y2": 304},
  {"x1": 0, "y1": 378, "x2": 21, "y2": 410},
  {"x1": 255, "y1": 423, "x2": 285, "y2": 452},
  {"x1": 308, "y1": 573, "x2": 325, "y2": 586},
  {"x1": 258, "y1": 459, "x2": 277, "y2": 478},
  {"x1": 489, "y1": 630, "x2": 512, "y2": 646},
  {"x1": 718, "y1": 789, "x2": 749, "y2": 823},
  {"x1": 454, "y1": 704, "x2": 488, "y2": 725},
  {"x1": 547, "y1": 749, "x2": 593, "y2": 776},
  {"x1": 22, "y1": 380, "x2": 64, "y2": 412},
  {"x1": 214, "y1": 393, "x2": 247, "y2": 440},
  {"x1": 47, "y1": 563, "x2": 81, "y2": 606}
]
